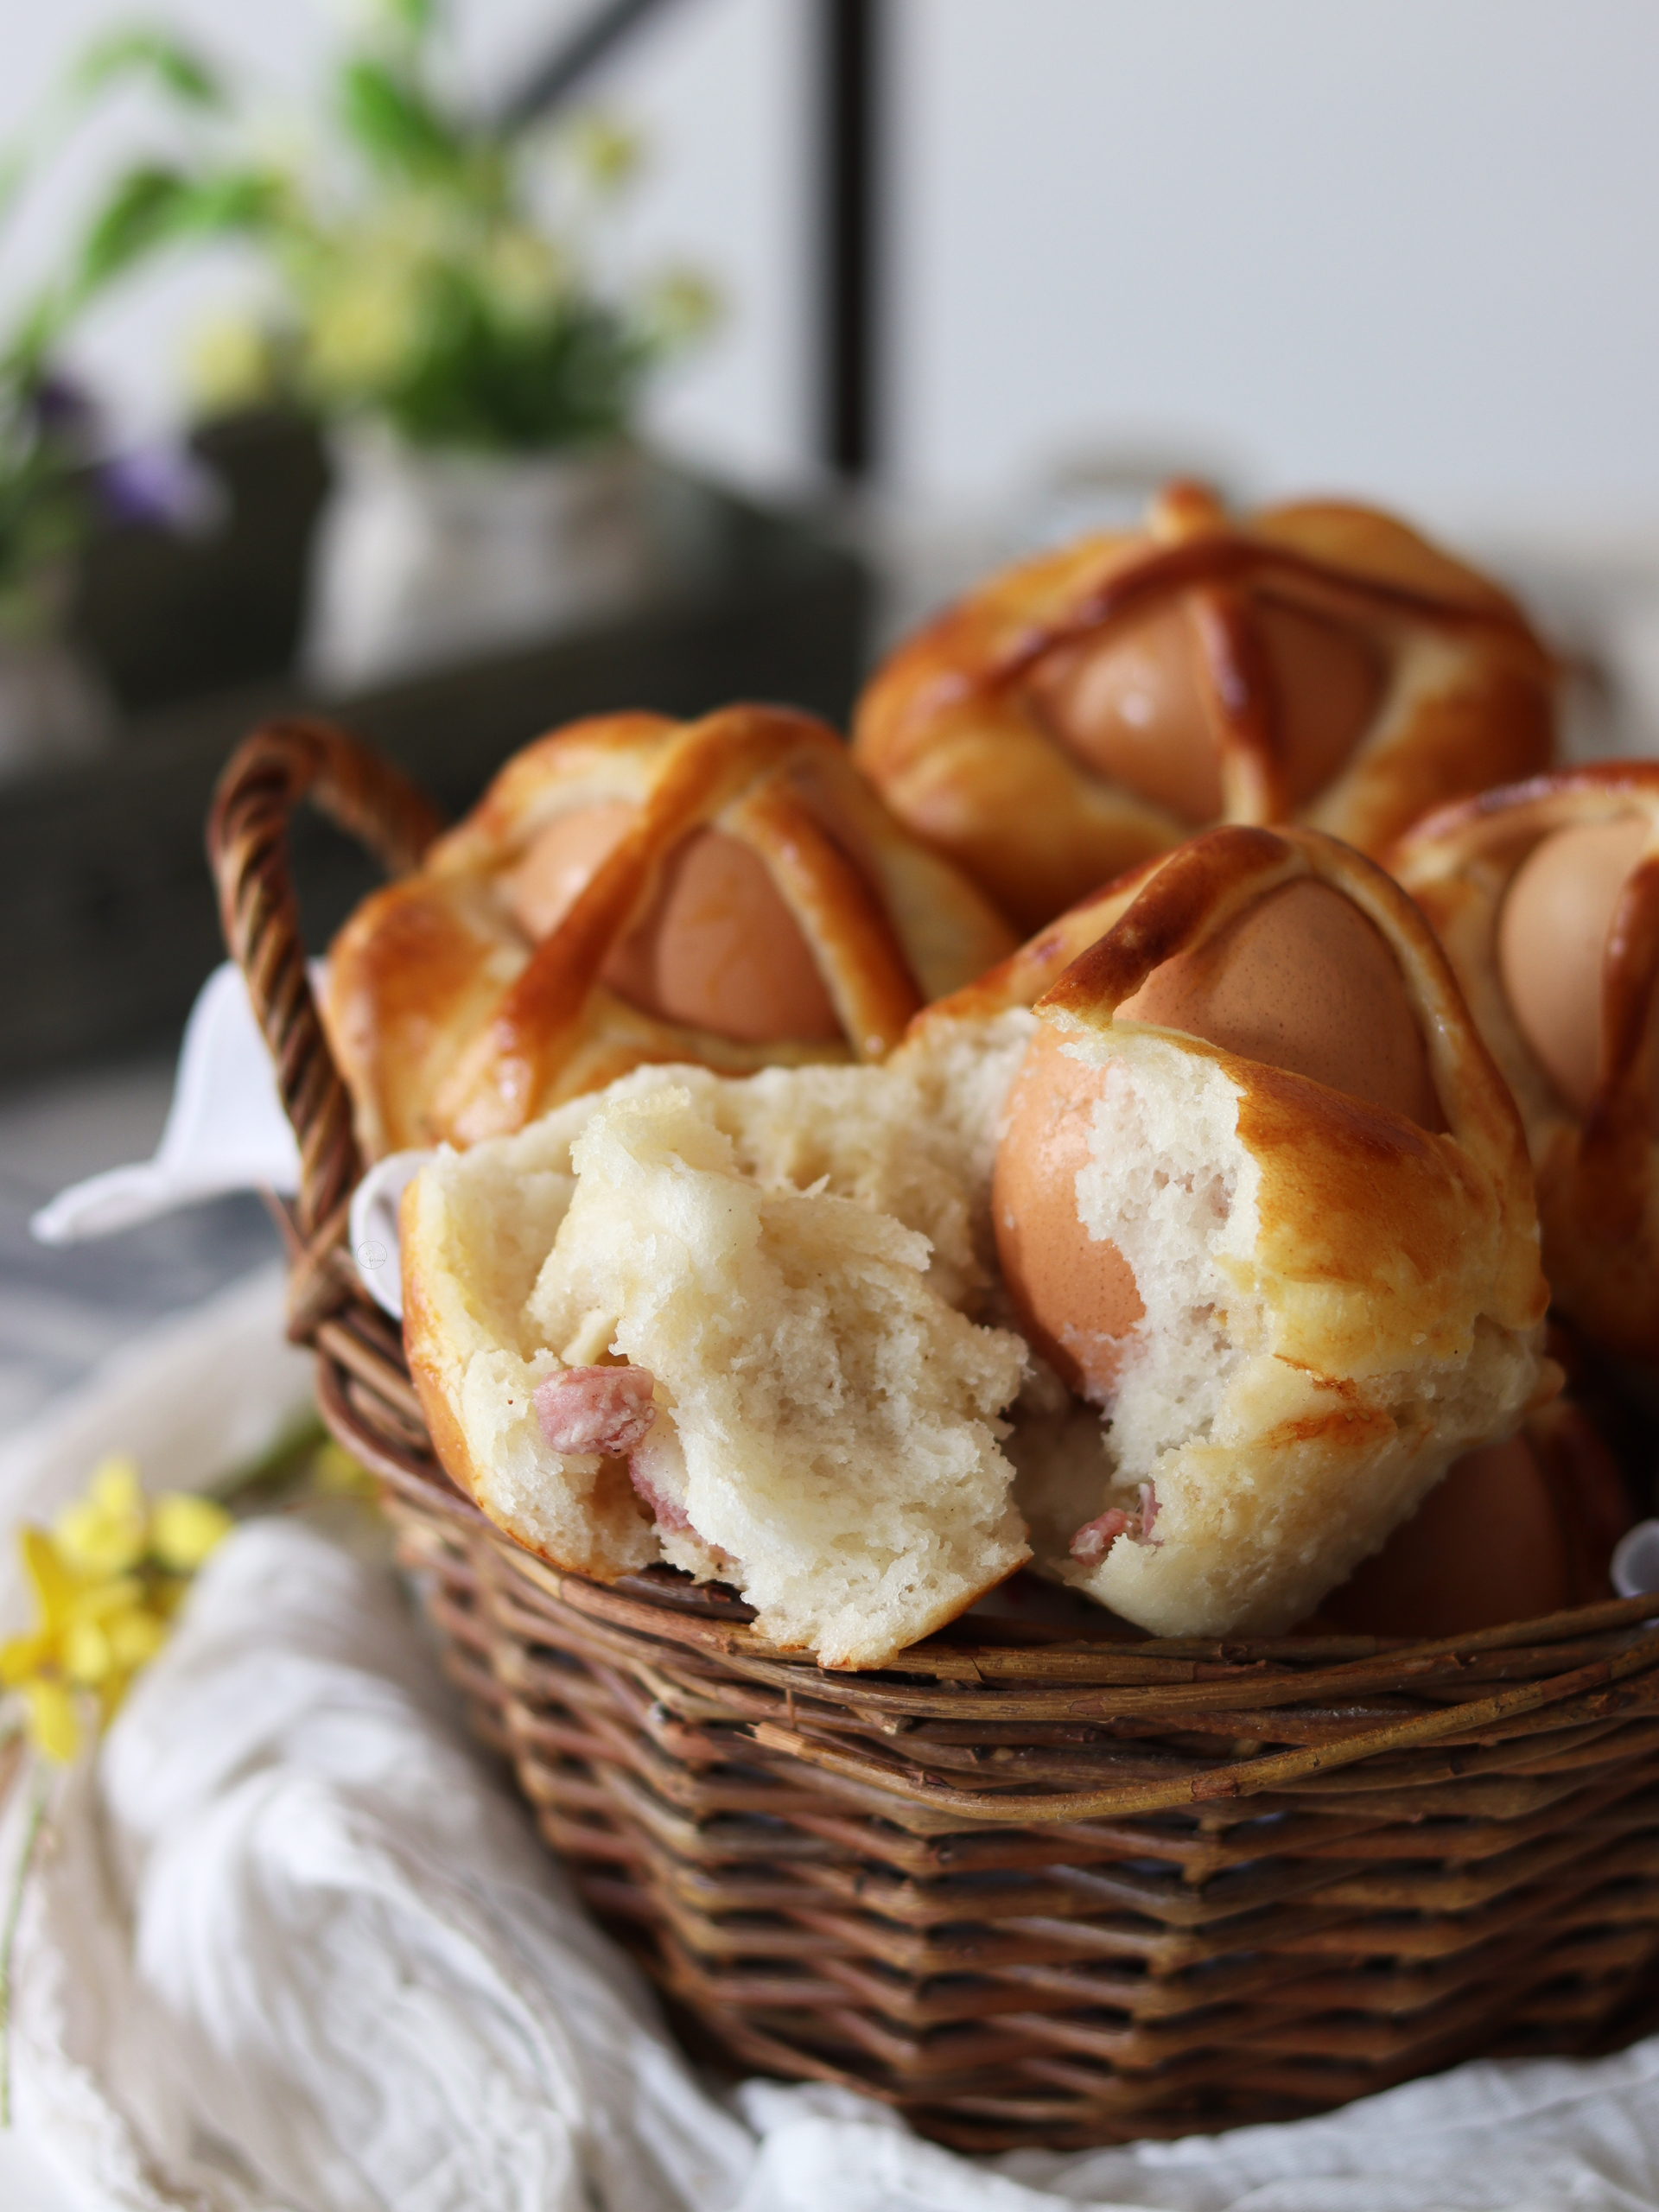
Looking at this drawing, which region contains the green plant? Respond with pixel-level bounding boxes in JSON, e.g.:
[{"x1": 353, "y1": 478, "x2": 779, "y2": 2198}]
[
  {"x1": 17, "y1": 3, "x2": 715, "y2": 457},
  {"x1": 0, "y1": 374, "x2": 86, "y2": 634}
]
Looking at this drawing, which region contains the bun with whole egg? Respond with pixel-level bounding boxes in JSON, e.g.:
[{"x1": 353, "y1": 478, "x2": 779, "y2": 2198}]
[
  {"x1": 921, "y1": 822, "x2": 1554, "y2": 1637},
  {"x1": 853, "y1": 480, "x2": 1555, "y2": 933},
  {"x1": 1391, "y1": 766, "x2": 1659, "y2": 1367},
  {"x1": 322, "y1": 704, "x2": 1017, "y2": 1157}
]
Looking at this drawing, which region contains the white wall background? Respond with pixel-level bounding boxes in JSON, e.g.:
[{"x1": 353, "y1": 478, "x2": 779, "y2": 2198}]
[
  {"x1": 3, "y1": 0, "x2": 1659, "y2": 537},
  {"x1": 890, "y1": 0, "x2": 1659, "y2": 538}
]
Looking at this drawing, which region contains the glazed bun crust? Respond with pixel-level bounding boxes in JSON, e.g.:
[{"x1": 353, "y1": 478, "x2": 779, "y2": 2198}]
[
  {"x1": 854, "y1": 482, "x2": 1554, "y2": 932},
  {"x1": 323, "y1": 704, "x2": 1017, "y2": 1157},
  {"x1": 1390, "y1": 765, "x2": 1659, "y2": 1365}
]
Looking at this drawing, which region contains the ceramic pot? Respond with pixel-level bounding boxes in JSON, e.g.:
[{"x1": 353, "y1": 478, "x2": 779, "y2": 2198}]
[{"x1": 302, "y1": 427, "x2": 658, "y2": 691}]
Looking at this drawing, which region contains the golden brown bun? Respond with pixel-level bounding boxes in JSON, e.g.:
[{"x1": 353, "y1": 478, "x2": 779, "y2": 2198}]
[
  {"x1": 923, "y1": 823, "x2": 1552, "y2": 1637},
  {"x1": 1014, "y1": 829, "x2": 1545, "y2": 1339},
  {"x1": 854, "y1": 481, "x2": 1555, "y2": 932},
  {"x1": 322, "y1": 705, "x2": 1017, "y2": 1157},
  {"x1": 1390, "y1": 766, "x2": 1659, "y2": 1366}
]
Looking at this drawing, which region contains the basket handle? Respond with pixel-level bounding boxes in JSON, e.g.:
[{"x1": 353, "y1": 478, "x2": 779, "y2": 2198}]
[{"x1": 207, "y1": 716, "x2": 444, "y2": 1283}]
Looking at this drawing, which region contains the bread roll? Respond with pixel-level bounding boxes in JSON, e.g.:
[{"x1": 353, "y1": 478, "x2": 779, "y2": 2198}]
[
  {"x1": 323, "y1": 704, "x2": 1017, "y2": 1158},
  {"x1": 948, "y1": 823, "x2": 1552, "y2": 1637},
  {"x1": 854, "y1": 482, "x2": 1554, "y2": 932},
  {"x1": 1391, "y1": 766, "x2": 1659, "y2": 1366}
]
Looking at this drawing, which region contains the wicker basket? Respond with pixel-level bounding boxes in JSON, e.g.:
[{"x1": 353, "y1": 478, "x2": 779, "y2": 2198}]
[{"x1": 208, "y1": 717, "x2": 1659, "y2": 2152}]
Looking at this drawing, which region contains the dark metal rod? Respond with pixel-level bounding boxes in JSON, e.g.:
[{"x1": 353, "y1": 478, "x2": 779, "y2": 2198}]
[
  {"x1": 498, "y1": 0, "x2": 678, "y2": 128},
  {"x1": 818, "y1": 0, "x2": 880, "y2": 480}
]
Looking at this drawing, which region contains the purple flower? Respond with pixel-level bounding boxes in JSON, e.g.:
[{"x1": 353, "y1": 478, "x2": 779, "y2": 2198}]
[{"x1": 95, "y1": 443, "x2": 225, "y2": 535}]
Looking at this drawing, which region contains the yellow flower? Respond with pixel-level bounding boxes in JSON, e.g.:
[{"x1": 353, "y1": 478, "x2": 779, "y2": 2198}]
[
  {"x1": 150, "y1": 1493, "x2": 233, "y2": 1573},
  {"x1": 480, "y1": 226, "x2": 569, "y2": 325},
  {"x1": 305, "y1": 260, "x2": 426, "y2": 396},
  {"x1": 3, "y1": 1462, "x2": 235, "y2": 1762},
  {"x1": 643, "y1": 268, "x2": 721, "y2": 353},
  {"x1": 54, "y1": 1458, "x2": 146, "y2": 1578},
  {"x1": 186, "y1": 313, "x2": 282, "y2": 416},
  {"x1": 314, "y1": 1442, "x2": 376, "y2": 1498},
  {"x1": 21, "y1": 1679, "x2": 79, "y2": 1764},
  {"x1": 62, "y1": 1617, "x2": 113, "y2": 1686},
  {"x1": 565, "y1": 111, "x2": 642, "y2": 194},
  {"x1": 108, "y1": 1607, "x2": 169, "y2": 1671}
]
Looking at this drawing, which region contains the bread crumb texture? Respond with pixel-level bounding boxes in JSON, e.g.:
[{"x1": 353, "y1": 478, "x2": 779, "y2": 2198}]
[{"x1": 403, "y1": 1030, "x2": 1034, "y2": 1669}]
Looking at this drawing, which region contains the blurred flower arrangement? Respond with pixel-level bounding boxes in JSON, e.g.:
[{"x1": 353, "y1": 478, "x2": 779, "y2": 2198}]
[
  {"x1": 0, "y1": 375, "x2": 86, "y2": 648},
  {"x1": 38, "y1": 0, "x2": 715, "y2": 453},
  {"x1": 0, "y1": 35, "x2": 238, "y2": 645},
  {"x1": 0, "y1": 2, "x2": 717, "y2": 706}
]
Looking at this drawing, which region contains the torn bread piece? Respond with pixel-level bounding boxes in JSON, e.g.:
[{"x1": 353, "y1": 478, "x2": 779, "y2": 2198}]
[
  {"x1": 989, "y1": 826, "x2": 1552, "y2": 1638},
  {"x1": 402, "y1": 1062, "x2": 1030, "y2": 1668}
]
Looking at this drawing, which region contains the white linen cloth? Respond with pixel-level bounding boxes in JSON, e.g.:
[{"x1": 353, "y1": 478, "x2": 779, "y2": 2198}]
[
  {"x1": 7, "y1": 1281, "x2": 1659, "y2": 2209},
  {"x1": 29, "y1": 966, "x2": 304, "y2": 1247},
  {"x1": 28, "y1": 960, "x2": 423, "y2": 1326}
]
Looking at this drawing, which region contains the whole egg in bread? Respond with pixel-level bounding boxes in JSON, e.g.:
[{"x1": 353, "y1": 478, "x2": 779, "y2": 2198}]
[
  {"x1": 977, "y1": 823, "x2": 1548, "y2": 1638},
  {"x1": 1027, "y1": 590, "x2": 1386, "y2": 833},
  {"x1": 853, "y1": 481, "x2": 1555, "y2": 933},
  {"x1": 321, "y1": 707, "x2": 1017, "y2": 1155},
  {"x1": 1496, "y1": 815, "x2": 1654, "y2": 1116},
  {"x1": 1320, "y1": 1398, "x2": 1630, "y2": 1638},
  {"x1": 505, "y1": 802, "x2": 843, "y2": 1043}
]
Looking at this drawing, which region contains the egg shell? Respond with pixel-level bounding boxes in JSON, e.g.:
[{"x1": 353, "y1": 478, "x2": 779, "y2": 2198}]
[
  {"x1": 991, "y1": 1024, "x2": 1145, "y2": 1396},
  {"x1": 1029, "y1": 601, "x2": 1222, "y2": 824},
  {"x1": 1029, "y1": 593, "x2": 1384, "y2": 823},
  {"x1": 606, "y1": 826, "x2": 844, "y2": 1044},
  {"x1": 1121, "y1": 880, "x2": 1443, "y2": 1131},
  {"x1": 1252, "y1": 594, "x2": 1387, "y2": 809},
  {"x1": 504, "y1": 799, "x2": 639, "y2": 940},
  {"x1": 503, "y1": 803, "x2": 846, "y2": 1046},
  {"x1": 1497, "y1": 815, "x2": 1650, "y2": 1116},
  {"x1": 1320, "y1": 1433, "x2": 1569, "y2": 1637},
  {"x1": 993, "y1": 877, "x2": 1441, "y2": 1401},
  {"x1": 1320, "y1": 1393, "x2": 1632, "y2": 1637}
]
